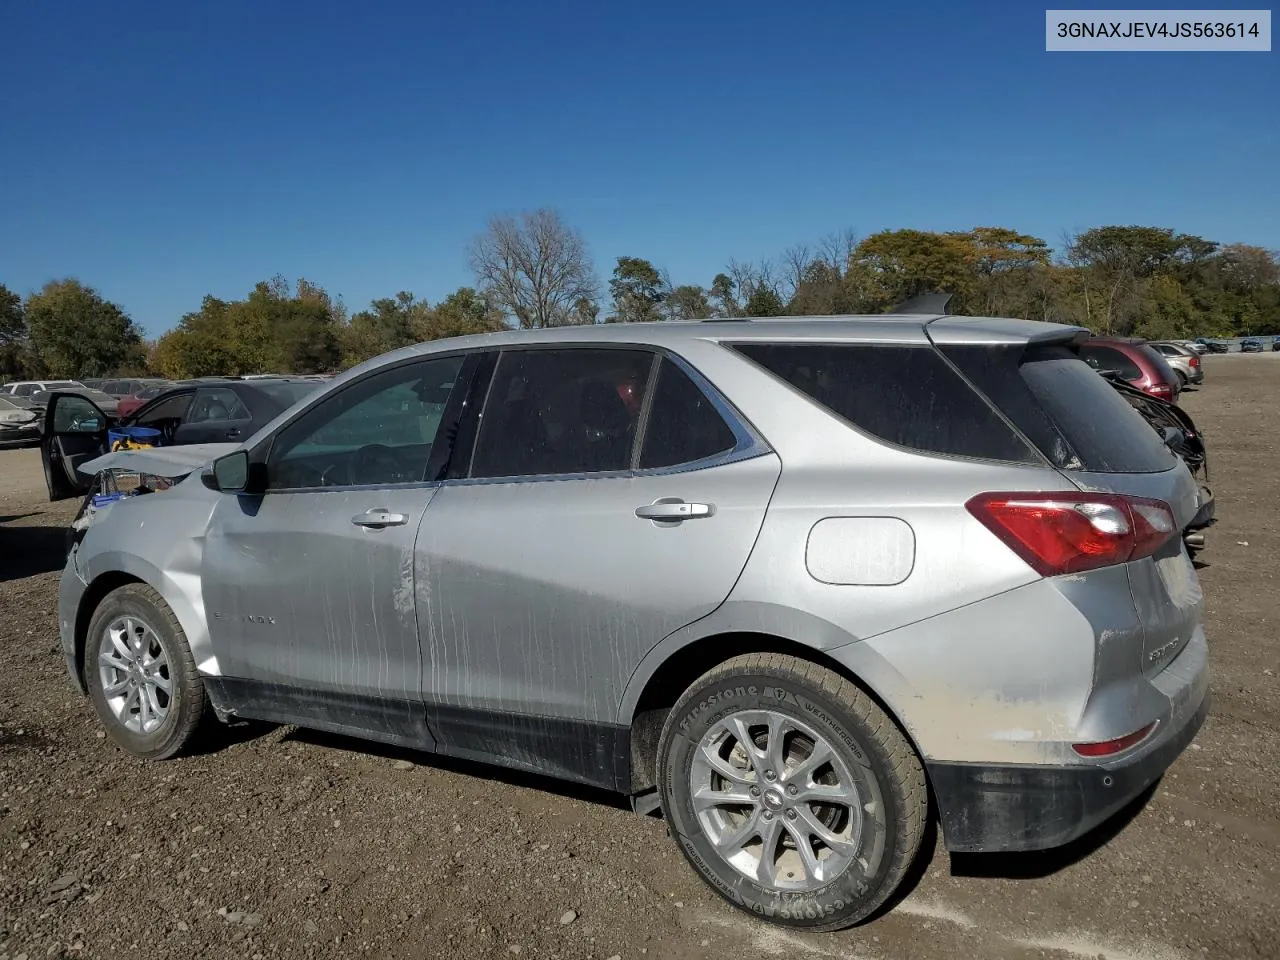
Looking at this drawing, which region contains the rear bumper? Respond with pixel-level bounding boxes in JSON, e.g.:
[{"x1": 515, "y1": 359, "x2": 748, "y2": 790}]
[
  {"x1": 1187, "y1": 486, "x2": 1215, "y2": 533},
  {"x1": 928, "y1": 636, "x2": 1209, "y2": 853}
]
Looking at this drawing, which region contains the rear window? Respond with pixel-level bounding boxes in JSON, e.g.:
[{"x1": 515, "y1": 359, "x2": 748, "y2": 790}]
[
  {"x1": 941, "y1": 344, "x2": 1176, "y2": 474},
  {"x1": 732, "y1": 342, "x2": 1037, "y2": 464}
]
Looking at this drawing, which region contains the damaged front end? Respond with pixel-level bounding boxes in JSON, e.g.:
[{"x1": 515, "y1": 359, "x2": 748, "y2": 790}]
[
  {"x1": 1107, "y1": 378, "x2": 1215, "y2": 553},
  {"x1": 65, "y1": 443, "x2": 239, "y2": 556}
]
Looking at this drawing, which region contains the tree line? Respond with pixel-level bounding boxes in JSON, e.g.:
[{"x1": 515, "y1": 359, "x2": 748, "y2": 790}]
[{"x1": 3, "y1": 210, "x2": 1277, "y2": 381}]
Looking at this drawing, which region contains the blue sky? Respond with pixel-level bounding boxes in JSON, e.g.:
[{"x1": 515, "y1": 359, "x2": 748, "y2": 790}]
[{"x1": 1, "y1": 1, "x2": 1276, "y2": 336}]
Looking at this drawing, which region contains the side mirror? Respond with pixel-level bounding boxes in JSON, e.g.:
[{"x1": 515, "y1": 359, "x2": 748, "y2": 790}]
[
  {"x1": 205, "y1": 450, "x2": 250, "y2": 492},
  {"x1": 1161, "y1": 426, "x2": 1184, "y2": 449}
]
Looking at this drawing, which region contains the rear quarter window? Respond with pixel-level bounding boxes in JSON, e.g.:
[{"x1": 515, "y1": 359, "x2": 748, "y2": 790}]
[
  {"x1": 941, "y1": 344, "x2": 1177, "y2": 474},
  {"x1": 731, "y1": 342, "x2": 1037, "y2": 464}
]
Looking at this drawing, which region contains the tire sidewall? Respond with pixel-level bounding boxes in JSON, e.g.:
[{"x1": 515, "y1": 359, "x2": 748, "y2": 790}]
[
  {"x1": 85, "y1": 589, "x2": 191, "y2": 758},
  {"x1": 660, "y1": 672, "x2": 904, "y2": 928}
]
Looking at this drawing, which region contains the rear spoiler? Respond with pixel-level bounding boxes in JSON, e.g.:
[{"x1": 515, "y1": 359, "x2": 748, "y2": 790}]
[{"x1": 890, "y1": 292, "x2": 1088, "y2": 348}]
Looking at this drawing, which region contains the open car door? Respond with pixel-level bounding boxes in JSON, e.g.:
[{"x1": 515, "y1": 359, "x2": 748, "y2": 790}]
[{"x1": 41, "y1": 392, "x2": 110, "y2": 501}]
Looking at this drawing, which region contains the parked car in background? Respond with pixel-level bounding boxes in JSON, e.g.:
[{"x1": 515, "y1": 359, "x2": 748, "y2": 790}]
[
  {"x1": 41, "y1": 376, "x2": 324, "y2": 500},
  {"x1": 55, "y1": 316, "x2": 1207, "y2": 930},
  {"x1": 1078, "y1": 337, "x2": 1182, "y2": 401},
  {"x1": 1176, "y1": 339, "x2": 1209, "y2": 356},
  {"x1": 31, "y1": 386, "x2": 122, "y2": 419},
  {"x1": 0, "y1": 394, "x2": 42, "y2": 446},
  {"x1": 1, "y1": 379, "x2": 87, "y2": 398},
  {"x1": 1240, "y1": 338, "x2": 1263, "y2": 353},
  {"x1": 96, "y1": 377, "x2": 171, "y2": 399},
  {"x1": 115, "y1": 380, "x2": 177, "y2": 418},
  {"x1": 1273, "y1": 337, "x2": 1280, "y2": 352},
  {"x1": 1149, "y1": 341, "x2": 1204, "y2": 387},
  {"x1": 1194, "y1": 337, "x2": 1230, "y2": 354}
]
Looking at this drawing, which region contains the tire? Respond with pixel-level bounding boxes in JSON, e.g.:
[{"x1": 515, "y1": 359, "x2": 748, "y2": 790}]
[
  {"x1": 657, "y1": 653, "x2": 926, "y2": 931},
  {"x1": 1176, "y1": 370, "x2": 1188, "y2": 388},
  {"x1": 85, "y1": 583, "x2": 206, "y2": 760}
]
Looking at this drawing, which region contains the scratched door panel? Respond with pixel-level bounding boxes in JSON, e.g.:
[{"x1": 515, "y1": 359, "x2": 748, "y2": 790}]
[
  {"x1": 202, "y1": 485, "x2": 435, "y2": 705},
  {"x1": 415, "y1": 453, "x2": 781, "y2": 726}
]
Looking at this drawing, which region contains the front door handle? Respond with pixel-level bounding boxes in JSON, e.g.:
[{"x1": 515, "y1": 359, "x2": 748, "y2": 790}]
[
  {"x1": 634, "y1": 500, "x2": 714, "y2": 522},
  {"x1": 226, "y1": 426, "x2": 242, "y2": 439},
  {"x1": 351, "y1": 508, "x2": 409, "y2": 528}
]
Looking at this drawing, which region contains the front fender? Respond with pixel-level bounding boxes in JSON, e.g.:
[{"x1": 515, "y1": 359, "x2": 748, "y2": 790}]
[{"x1": 76, "y1": 487, "x2": 220, "y2": 675}]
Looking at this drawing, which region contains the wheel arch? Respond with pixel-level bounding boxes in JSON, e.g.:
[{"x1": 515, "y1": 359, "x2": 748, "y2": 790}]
[
  {"x1": 75, "y1": 549, "x2": 215, "y2": 686},
  {"x1": 74, "y1": 571, "x2": 146, "y2": 685},
  {"x1": 622, "y1": 627, "x2": 925, "y2": 797}
]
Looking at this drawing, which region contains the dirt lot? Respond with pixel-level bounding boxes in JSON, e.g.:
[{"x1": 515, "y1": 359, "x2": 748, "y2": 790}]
[{"x1": 2, "y1": 355, "x2": 1278, "y2": 960}]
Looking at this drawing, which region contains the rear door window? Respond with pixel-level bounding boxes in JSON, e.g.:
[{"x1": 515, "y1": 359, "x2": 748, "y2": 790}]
[
  {"x1": 470, "y1": 348, "x2": 654, "y2": 479},
  {"x1": 731, "y1": 342, "x2": 1037, "y2": 464},
  {"x1": 638, "y1": 359, "x2": 738, "y2": 469},
  {"x1": 187, "y1": 388, "x2": 251, "y2": 423}
]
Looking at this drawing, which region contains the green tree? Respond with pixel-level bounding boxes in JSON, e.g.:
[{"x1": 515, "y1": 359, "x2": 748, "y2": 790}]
[
  {"x1": 154, "y1": 278, "x2": 342, "y2": 377},
  {"x1": 1, "y1": 283, "x2": 24, "y2": 345},
  {"x1": 420, "y1": 287, "x2": 509, "y2": 341},
  {"x1": 846, "y1": 230, "x2": 977, "y2": 311},
  {"x1": 608, "y1": 256, "x2": 666, "y2": 323},
  {"x1": 24, "y1": 279, "x2": 144, "y2": 377},
  {"x1": 709, "y1": 273, "x2": 738, "y2": 316},
  {"x1": 665, "y1": 285, "x2": 713, "y2": 320},
  {"x1": 744, "y1": 285, "x2": 785, "y2": 317}
]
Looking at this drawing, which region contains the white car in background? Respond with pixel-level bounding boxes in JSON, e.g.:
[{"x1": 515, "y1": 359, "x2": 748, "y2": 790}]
[{"x1": 1, "y1": 379, "x2": 87, "y2": 398}]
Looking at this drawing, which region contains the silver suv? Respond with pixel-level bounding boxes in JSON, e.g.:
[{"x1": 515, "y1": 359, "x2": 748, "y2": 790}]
[{"x1": 54, "y1": 314, "x2": 1208, "y2": 930}]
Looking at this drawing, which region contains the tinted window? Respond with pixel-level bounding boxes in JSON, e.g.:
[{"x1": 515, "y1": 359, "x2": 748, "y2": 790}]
[
  {"x1": 733, "y1": 343, "x2": 1036, "y2": 463},
  {"x1": 639, "y1": 359, "x2": 737, "y2": 469},
  {"x1": 134, "y1": 392, "x2": 194, "y2": 426},
  {"x1": 269, "y1": 356, "x2": 463, "y2": 489},
  {"x1": 941, "y1": 344, "x2": 1176, "y2": 474},
  {"x1": 187, "y1": 388, "x2": 250, "y2": 423},
  {"x1": 52, "y1": 395, "x2": 105, "y2": 433},
  {"x1": 470, "y1": 349, "x2": 653, "y2": 478},
  {"x1": 1078, "y1": 344, "x2": 1142, "y2": 380}
]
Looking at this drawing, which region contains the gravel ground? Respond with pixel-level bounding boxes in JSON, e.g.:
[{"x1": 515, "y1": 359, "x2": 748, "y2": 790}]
[{"x1": 2, "y1": 354, "x2": 1278, "y2": 960}]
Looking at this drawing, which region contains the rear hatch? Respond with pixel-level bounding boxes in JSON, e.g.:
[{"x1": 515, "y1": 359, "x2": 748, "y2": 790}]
[{"x1": 933, "y1": 330, "x2": 1202, "y2": 676}]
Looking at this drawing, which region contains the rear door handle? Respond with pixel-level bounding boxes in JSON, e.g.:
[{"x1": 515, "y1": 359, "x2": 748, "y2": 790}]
[
  {"x1": 634, "y1": 500, "x2": 714, "y2": 521},
  {"x1": 351, "y1": 508, "x2": 409, "y2": 528}
]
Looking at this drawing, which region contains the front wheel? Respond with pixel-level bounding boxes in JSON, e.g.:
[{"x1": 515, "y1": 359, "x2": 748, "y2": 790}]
[
  {"x1": 85, "y1": 583, "x2": 207, "y2": 759},
  {"x1": 657, "y1": 653, "x2": 927, "y2": 931}
]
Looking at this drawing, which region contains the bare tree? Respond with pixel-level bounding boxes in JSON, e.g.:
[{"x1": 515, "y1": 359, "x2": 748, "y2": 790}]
[
  {"x1": 469, "y1": 209, "x2": 599, "y2": 328},
  {"x1": 817, "y1": 228, "x2": 860, "y2": 271},
  {"x1": 727, "y1": 258, "x2": 779, "y2": 307},
  {"x1": 781, "y1": 244, "x2": 813, "y2": 301}
]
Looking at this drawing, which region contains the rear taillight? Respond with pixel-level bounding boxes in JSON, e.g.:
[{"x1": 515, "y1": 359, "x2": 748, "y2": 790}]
[
  {"x1": 966, "y1": 492, "x2": 1177, "y2": 576},
  {"x1": 1190, "y1": 356, "x2": 1200, "y2": 367},
  {"x1": 1149, "y1": 382, "x2": 1174, "y2": 398}
]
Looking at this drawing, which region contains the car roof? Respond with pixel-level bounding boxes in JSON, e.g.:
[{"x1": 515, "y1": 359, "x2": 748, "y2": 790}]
[{"x1": 336, "y1": 314, "x2": 1089, "y2": 377}]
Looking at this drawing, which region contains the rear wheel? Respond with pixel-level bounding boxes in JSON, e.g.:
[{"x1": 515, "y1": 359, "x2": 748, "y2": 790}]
[
  {"x1": 657, "y1": 653, "x2": 926, "y2": 930},
  {"x1": 1175, "y1": 369, "x2": 1188, "y2": 388},
  {"x1": 85, "y1": 584, "x2": 206, "y2": 759}
]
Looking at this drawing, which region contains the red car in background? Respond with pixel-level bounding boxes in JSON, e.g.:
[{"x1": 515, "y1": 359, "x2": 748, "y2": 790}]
[{"x1": 1078, "y1": 337, "x2": 1183, "y2": 402}]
